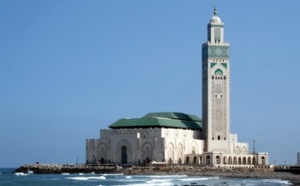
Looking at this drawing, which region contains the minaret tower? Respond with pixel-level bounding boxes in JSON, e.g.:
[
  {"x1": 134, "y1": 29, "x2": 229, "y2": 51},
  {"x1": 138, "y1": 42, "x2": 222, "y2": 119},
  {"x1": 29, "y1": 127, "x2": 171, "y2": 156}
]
[{"x1": 202, "y1": 7, "x2": 231, "y2": 153}]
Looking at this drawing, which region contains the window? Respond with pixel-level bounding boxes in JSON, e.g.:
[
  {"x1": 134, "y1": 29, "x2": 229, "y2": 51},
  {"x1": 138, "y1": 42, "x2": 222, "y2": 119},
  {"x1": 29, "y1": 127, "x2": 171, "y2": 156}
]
[{"x1": 218, "y1": 135, "x2": 220, "y2": 140}]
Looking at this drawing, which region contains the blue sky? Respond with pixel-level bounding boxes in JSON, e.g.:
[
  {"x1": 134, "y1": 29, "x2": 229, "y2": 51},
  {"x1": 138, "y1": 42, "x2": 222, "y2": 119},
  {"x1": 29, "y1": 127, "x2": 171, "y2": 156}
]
[{"x1": 0, "y1": 1, "x2": 299, "y2": 167}]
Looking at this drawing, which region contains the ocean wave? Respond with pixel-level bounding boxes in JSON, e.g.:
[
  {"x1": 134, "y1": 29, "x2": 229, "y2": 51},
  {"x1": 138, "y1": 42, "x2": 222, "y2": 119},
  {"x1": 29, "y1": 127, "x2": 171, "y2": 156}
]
[
  {"x1": 263, "y1": 179, "x2": 292, "y2": 185},
  {"x1": 14, "y1": 172, "x2": 28, "y2": 176},
  {"x1": 130, "y1": 182, "x2": 173, "y2": 186},
  {"x1": 62, "y1": 173, "x2": 70, "y2": 175},
  {"x1": 125, "y1": 176, "x2": 132, "y2": 179},
  {"x1": 179, "y1": 176, "x2": 220, "y2": 181},
  {"x1": 66, "y1": 176, "x2": 106, "y2": 181},
  {"x1": 102, "y1": 173, "x2": 124, "y2": 176},
  {"x1": 147, "y1": 175, "x2": 188, "y2": 178},
  {"x1": 146, "y1": 179, "x2": 172, "y2": 183}
]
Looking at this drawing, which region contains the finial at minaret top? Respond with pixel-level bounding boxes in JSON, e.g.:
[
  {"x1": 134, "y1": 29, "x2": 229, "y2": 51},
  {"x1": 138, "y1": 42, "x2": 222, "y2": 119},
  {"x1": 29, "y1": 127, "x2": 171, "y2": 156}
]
[{"x1": 213, "y1": 6, "x2": 217, "y2": 15}]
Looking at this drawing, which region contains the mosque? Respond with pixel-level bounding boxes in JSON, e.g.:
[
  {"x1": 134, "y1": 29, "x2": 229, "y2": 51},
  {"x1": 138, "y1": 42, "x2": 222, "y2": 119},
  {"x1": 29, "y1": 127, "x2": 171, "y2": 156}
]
[{"x1": 86, "y1": 8, "x2": 269, "y2": 167}]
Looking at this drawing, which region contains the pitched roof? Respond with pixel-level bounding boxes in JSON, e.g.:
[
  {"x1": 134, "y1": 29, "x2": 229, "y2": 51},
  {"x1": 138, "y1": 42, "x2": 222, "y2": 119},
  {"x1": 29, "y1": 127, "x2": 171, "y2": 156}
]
[{"x1": 109, "y1": 112, "x2": 202, "y2": 130}]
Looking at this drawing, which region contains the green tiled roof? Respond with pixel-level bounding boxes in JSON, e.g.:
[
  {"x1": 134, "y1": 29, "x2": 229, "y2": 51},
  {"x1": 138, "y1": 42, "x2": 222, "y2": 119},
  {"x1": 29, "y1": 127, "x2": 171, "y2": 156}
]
[{"x1": 109, "y1": 112, "x2": 202, "y2": 130}]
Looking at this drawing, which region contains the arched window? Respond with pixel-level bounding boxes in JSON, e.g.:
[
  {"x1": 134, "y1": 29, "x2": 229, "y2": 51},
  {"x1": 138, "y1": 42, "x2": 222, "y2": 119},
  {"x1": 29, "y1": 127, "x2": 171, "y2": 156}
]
[{"x1": 218, "y1": 135, "x2": 220, "y2": 140}]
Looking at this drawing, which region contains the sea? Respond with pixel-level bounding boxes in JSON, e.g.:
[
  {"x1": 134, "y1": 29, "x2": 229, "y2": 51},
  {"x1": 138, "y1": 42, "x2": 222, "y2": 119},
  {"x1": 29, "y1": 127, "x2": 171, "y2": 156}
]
[{"x1": 0, "y1": 168, "x2": 292, "y2": 186}]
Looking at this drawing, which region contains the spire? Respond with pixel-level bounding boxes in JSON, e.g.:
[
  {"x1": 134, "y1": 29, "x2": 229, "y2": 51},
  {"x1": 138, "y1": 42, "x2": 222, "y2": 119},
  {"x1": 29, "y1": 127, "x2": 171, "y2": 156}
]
[{"x1": 213, "y1": 6, "x2": 217, "y2": 15}]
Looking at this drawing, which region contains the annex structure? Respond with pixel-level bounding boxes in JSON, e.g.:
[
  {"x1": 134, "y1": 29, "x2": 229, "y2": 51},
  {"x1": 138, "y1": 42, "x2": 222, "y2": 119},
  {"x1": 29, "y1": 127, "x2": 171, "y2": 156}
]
[{"x1": 86, "y1": 8, "x2": 269, "y2": 167}]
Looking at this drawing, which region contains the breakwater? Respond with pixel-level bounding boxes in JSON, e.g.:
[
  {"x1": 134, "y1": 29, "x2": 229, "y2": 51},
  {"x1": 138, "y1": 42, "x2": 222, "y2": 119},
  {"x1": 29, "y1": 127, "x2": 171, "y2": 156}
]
[
  {"x1": 14, "y1": 164, "x2": 122, "y2": 174},
  {"x1": 13, "y1": 164, "x2": 300, "y2": 184}
]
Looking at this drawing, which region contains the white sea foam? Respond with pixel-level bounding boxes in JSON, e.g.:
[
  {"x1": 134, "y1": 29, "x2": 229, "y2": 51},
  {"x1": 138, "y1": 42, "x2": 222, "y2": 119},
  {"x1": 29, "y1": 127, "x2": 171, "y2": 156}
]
[
  {"x1": 147, "y1": 179, "x2": 173, "y2": 184},
  {"x1": 102, "y1": 173, "x2": 124, "y2": 176},
  {"x1": 78, "y1": 173, "x2": 85, "y2": 175},
  {"x1": 263, "y1": 179, "x2": 292, "y2": 185},
  {"x1": 125, "y1": 176, "x2": 132, "y2": 179},
  {"x1": 179, "y1": 176, "x2": 220, "y2": 181},
  {"x1": 62, "y1": 173, "x2": 70, "y2": 175},
  {"x1": 66, "y1": 176, "x2": 106, "y2": 181},
  {"x1": 130, "y1": 182, "x2": 173, "y2": 186},
  {"x1": 147, "y1": 175, "x2": 188, "y2": 178},
  {"x1": 14, "y1": 172, "x2": 28, "y2": 176}
]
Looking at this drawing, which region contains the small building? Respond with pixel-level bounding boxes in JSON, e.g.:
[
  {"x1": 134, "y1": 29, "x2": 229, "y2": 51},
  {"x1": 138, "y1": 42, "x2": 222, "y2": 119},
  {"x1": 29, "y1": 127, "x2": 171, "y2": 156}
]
[
  {"x1": 297, "y1": 152, "x2": 300, "y2": 165},
  {"x1": 86, "y1": 8, "x2": 269, "y2": 167}
]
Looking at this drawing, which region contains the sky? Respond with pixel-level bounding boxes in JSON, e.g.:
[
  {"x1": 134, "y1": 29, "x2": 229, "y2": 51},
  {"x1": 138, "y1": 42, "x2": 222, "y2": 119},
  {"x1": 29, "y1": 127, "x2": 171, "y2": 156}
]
[{"x1": 0, "y1": 0, "x2": 300, "y2": 168}]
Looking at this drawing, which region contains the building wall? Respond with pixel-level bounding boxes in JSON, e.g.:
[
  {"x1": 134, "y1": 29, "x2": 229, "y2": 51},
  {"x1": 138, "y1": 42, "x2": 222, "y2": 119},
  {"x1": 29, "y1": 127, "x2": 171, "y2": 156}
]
[
  {"x1": 298, "y1": 152, "x2": 300, "y2": 165},
  {"x1": 86, "y1": 128, "x2": 204, "y2": 165}
]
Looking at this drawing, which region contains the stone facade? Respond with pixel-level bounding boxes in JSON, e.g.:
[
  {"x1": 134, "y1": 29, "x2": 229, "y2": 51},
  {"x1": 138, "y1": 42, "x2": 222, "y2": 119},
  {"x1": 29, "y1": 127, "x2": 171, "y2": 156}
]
[
  {"x1": 87, "y1": 128, "x2": 203, "y2": 165},
  {"x1": 86, "y1": 8, "x2": 269, "y2": 167}
]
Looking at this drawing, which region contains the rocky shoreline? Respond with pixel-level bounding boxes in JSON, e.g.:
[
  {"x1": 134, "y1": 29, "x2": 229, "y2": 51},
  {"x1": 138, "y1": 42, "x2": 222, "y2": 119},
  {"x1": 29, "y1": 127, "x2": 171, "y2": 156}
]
[{"x1": 14, "y1": 164, "x2": 300, "y2": 185}]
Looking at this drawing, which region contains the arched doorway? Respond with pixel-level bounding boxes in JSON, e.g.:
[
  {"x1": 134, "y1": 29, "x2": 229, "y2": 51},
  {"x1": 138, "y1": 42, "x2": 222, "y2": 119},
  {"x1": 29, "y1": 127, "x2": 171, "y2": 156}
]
[
  {"x1": 228, "y1": 157, "x2": 232, "y2": 164},
  {"x1": 116, "y1": 139, "x2": 132, "y2": 164},
  {"x1": 121, "y1": 146, "x2": 127, "y2": 164},
  {"x1": 223, "y1": 156, "x2": 227, "y2": 164},
  {"x1": 97, "y1": 143, "x2": 107, "y2": 164},
  {"x1": 238, "y1": 157, "x2": 242, "y2": 164},
  {"x1": 168, "y1": 157, "x2": 172, "y2": 164},
  {"x1": 178, "y1": 158, "x2": 182, "y2": 164},
  {"x1": 186, "y1": 156, "x2": 190, "y2": 164},
  {"x1": 146, "y1": 157, "x2": 150, "y2": 164},
  {"x1": 243, "y1": 157, "x2": 247, "y2": 164},
  {"x1": 216, "y1": 155, "x2": 220, "y2": 164},
  {"x1": 261, "y1": 156, "x2": 265, "y2": 165},
  {"x1": 142, "y1": 142, "x2": 153, "y2": 164},
  {"x1": 193, "y1": 156, "x2": 197, "y2": 164},
  {"x1": 248, "y1": 157, "x2": 252, "y2": 165},
  {"x1": 206, "y1": 155, "x2": 211, "y2": 165},
  {"x1": 253, "y1": 157, "x2": 256, "y2": 165},
  {"x1": 233, "y1": 157, "x2": 237, "y2": 164}
]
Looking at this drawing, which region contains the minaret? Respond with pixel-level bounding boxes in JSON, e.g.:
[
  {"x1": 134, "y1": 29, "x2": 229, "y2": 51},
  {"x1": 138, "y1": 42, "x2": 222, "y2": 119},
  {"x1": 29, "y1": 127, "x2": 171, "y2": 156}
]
[{"x1": 202, "y1": 7, "x2": 231, "y2": 153}]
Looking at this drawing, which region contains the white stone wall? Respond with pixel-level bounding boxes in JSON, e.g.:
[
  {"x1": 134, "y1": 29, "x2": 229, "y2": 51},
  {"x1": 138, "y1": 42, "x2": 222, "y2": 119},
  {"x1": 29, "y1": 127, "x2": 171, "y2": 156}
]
[
  {"x1": 86, "y1": 128, "x2": 268, "y2": 166},
  {"x1": 86, "y1": 128, "x2": 204, "y2": 165}
]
